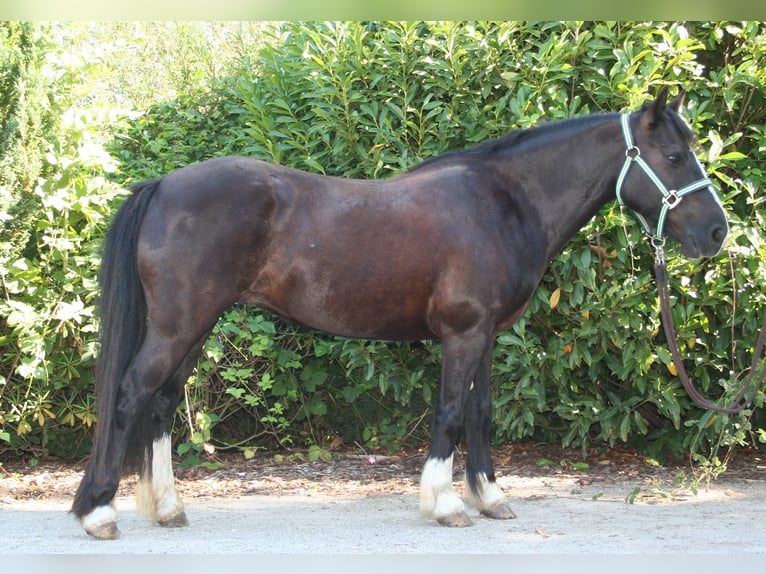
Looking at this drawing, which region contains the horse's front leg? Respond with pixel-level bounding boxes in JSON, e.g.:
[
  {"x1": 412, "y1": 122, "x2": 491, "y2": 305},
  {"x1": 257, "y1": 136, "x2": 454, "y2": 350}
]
[
  {"x1": 463, "y1": 345, "x2": 516, "y2": 520},
  {"x1": 419, "y1": 328, "x2": 491, "y2": 527}
]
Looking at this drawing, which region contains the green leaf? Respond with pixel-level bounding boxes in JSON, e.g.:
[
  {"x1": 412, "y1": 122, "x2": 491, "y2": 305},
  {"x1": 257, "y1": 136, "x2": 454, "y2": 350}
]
[
  {"x1": 619, "y1": 415, "x2": 631, "y2": 443},
  {"x1": 718, "y1": 152, "x2": 746, "y2": 160}
]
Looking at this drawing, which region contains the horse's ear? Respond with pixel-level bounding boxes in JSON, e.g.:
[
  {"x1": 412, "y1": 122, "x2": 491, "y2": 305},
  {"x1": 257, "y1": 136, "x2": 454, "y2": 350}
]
[
  {"x1": 641, "y1": 85, "x2": 669, "y2": 131},
  {"x1": 669, "y1": 90, "x2": 686, "y2": 112}
]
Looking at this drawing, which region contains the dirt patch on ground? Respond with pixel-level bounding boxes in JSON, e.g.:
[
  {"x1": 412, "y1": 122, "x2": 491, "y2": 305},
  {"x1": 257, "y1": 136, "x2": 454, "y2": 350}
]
[{"x1": 2, "y1": 441, "x2": 765, "y2": 504}]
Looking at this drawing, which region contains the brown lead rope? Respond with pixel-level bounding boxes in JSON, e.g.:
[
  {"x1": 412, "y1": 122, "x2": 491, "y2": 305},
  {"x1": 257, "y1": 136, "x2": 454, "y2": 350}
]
[{"x1": 655, "y1": 256, "x2": 766, "y2": 414}]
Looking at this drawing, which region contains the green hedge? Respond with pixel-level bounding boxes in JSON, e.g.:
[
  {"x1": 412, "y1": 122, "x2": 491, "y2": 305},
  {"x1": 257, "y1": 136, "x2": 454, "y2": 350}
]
[
  {"x1": 0, "y1": 23, "x2": 123, "y2": 457},
  {"x1": 2, "y1": 21, "x2": 765, "y2": 468},
  {"x1": 0, "y1": 22, "x2": 58, "y2": 267}
]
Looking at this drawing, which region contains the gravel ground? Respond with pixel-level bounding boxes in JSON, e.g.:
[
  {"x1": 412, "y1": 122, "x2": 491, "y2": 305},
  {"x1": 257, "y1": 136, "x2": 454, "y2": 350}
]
[{"x1": 2, "y1": 442, "x2": 765, "y2": 555}]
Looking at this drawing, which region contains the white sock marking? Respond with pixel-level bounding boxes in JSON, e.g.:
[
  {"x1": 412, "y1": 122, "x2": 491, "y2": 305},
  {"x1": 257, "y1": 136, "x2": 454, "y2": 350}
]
[
  {"x1": 465, "y1": 472, "x2": 506, "y2": 511},
  {"x1": 419, "y1": 455, "x2": 465, "y2": 519},
  {"x1": 81, "y1": 503, "x2": 117, "y2": 532},
  {"x1": 136, "y1": 434, "x2": 185, "y2": 523}
]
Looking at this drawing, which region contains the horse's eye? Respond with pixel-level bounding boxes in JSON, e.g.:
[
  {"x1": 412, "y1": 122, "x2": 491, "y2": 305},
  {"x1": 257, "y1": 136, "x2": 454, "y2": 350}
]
[{"x1": 667, "y1": 154, "x2": 682, "y2": 165}]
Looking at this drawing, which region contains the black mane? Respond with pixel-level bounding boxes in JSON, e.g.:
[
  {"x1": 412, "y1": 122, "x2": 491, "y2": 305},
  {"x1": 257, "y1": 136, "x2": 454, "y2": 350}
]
[
  {"x1": 409, "y1": 106, "x2": 695, "y2": 173},
  {"x1": 409, "y1": 113, "x2": 617, "y2": 172}
]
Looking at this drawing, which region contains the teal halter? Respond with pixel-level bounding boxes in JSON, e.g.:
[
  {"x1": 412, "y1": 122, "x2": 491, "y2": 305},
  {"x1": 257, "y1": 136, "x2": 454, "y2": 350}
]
[{"x1": 615, "y1": 113, "x2": 717, "y2": 249}]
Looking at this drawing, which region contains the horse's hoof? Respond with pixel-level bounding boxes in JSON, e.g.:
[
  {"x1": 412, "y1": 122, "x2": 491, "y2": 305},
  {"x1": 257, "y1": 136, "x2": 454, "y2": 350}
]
[
  {"x1": 158, "y1": 511, "x2": 189, "y2": 528},
  {"x1": 480, "y1": 502, "x2": 517, "y2": 520},
  {"x1": 437, "y1": 511, "x2": 474, "y2": 527},
  {"x1": 85, "y1": 521, "x2": 120, "y2": 540}
]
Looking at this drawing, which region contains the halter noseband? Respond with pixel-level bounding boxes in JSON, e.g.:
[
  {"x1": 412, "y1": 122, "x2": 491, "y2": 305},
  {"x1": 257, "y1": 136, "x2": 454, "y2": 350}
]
[{"x1": 615, "y1": 112, "x2": 716, "y2": 253}]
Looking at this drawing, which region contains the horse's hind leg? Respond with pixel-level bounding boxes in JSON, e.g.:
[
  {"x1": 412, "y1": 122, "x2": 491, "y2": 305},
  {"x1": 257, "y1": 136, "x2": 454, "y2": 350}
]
[
  {"x1": 134, "y1": 332, "x2": 210, "y2": 528},
  {"x1": 78, "y1": 328, "x2": 209, "y2": 539},
  {"x1": 463, "y1": 349, "x2": 516, "y2": 520}
]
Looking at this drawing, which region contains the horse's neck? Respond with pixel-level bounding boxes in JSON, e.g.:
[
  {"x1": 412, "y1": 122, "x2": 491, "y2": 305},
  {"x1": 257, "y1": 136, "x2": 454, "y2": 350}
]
[{"x1": 503, "y1": 118, "x2": 624, "y2": 260}]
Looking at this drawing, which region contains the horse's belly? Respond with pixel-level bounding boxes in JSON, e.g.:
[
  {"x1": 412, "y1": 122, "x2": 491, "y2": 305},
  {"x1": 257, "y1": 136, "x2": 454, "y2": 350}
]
[
  {"x1": 299, "y1": 312, "x2": 433, "y2": 341},
  {"x1": 241, "y1": 273, "x2": 436, "y2": 341},
  {"x1": 246, "y1": 294, "x2": 434, "y2": 341}
]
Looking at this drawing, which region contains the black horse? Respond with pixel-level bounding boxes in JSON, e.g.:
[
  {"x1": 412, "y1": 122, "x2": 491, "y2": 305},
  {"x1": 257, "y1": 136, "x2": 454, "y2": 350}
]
[{"x1": 72, "y1": 88, "x2": 727, "y2": 538}]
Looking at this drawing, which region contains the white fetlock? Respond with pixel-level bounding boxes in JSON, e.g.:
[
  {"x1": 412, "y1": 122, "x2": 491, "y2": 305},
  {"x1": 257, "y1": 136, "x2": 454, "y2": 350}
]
[
  {"x1": 81, "y1": 504, "x2": 120, "y2": 539},
  {"x1": 419, "y1": 455, "x2": 472, "y2": 526},
  {"x1": 465, "y1": 472, "x2": 516, "y2": 519},
  {"x1": 136, "y1": 434, "x2": 187, "y2": 526}
]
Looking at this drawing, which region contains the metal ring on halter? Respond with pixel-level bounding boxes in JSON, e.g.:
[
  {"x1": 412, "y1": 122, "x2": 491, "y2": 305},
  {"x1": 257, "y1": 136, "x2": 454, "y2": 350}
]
[
  {"x1": 663, "y1": 191, "x2": 682, "y2": 209},
  {"x1": 625, "y1": 146, "x2": 640, "y2": 158},
  {"x1": 651, "y1": 236, "x2": 666, "y2": 263}
]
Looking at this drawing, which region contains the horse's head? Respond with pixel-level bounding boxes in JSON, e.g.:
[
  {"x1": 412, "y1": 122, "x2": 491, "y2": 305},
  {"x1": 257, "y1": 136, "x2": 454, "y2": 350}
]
[{"x1": 616, "y1": 87, "x2": 728, "y2": 258}]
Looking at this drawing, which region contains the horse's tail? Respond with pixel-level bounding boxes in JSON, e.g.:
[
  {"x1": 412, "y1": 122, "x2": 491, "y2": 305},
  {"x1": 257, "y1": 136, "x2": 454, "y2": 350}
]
[{"x1": 72, "y1": 178, "x2": 161, "y2": 517}]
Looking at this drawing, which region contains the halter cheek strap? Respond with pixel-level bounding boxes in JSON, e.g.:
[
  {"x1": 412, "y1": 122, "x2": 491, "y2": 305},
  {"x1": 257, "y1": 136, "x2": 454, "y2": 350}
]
[{"x1": 615, "y1": 113, "x2": 717, "y2": 251}]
